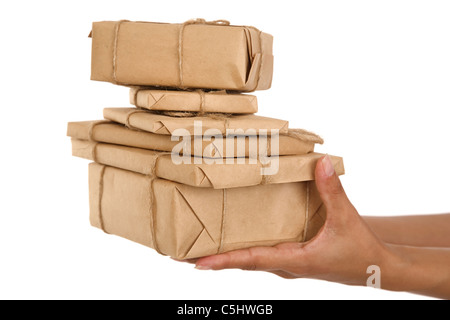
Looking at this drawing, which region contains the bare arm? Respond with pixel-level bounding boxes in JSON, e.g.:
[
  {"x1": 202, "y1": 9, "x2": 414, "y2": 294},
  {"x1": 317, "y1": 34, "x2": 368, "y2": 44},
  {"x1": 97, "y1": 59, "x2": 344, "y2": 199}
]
[
  {"x1": 386, "y1": 244, "x2": 450, "y2": 298},
  {"x1": 363, "y1": 215, "x2": 450, "y2": 248}
]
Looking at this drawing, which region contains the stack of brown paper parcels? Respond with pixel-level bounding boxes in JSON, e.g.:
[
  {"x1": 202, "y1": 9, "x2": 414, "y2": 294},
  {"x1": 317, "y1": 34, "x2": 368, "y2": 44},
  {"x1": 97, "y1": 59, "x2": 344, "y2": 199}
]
[{"x1": 67, "y1": 20, "x2": 345, "y2": 260}]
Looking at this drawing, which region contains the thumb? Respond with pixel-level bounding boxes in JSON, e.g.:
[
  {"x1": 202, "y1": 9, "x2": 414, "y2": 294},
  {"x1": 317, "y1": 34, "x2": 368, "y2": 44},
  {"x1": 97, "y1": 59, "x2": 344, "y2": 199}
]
[{"x1": 315, "y1": 155, "x2": 352, "y2": 214}]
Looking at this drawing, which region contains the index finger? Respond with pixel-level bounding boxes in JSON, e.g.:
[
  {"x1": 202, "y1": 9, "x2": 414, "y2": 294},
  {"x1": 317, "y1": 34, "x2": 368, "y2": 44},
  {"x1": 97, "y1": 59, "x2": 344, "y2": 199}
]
[{"x1": 195, "y1": 243, "x2": 304, "y2": 271}]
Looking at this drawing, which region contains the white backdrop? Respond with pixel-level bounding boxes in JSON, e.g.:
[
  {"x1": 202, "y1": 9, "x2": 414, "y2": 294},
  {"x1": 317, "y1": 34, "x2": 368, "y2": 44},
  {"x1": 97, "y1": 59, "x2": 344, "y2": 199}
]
[{"x1": 0, "y1": 0, "x2": 448, "y2": 300}]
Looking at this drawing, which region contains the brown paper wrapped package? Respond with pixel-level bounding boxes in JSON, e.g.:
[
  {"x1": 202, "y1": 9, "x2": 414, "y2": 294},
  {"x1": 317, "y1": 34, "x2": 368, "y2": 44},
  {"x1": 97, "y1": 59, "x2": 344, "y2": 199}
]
[
  {"x1": 90, "y1": 20, "x2": 273, "y2": 91},
  {"x1": 130, "y1": 88, "x2": 258, "y2": 114},
  {"x1": 67, "y1": 121, "x2": 323, "y2": 158},
  {"x1": 89, "y1": 163, "x2": 328, "y2": 259},
  {"x1": 103, "y1": 108, "x2": 289, "y2": 136},
  {"x1": 72, "y1": 139, "x2": 344, "y2": 189}
]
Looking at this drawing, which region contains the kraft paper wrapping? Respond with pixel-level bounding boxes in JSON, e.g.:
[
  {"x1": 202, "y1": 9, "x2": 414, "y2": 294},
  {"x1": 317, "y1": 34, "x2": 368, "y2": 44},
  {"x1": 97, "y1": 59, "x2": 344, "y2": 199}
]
[
  {"x1": 130, "y1": 88, "x2": 258, "y2": 114},
  {"x1": 103, "y1": 108, "x2": 289, "y2": 136},
  {"x1": 67, "y1": 121, "x2": 322, "y2": 158},
  {"x1": 89, "y1": 163, "x2": 327, "y2": 259},
  {"x1": 72, "y1": 139, "x2": 344, "y2": 189},
  {"x1": 90, "y1": 20, "x2": 274, "y2": 91}
]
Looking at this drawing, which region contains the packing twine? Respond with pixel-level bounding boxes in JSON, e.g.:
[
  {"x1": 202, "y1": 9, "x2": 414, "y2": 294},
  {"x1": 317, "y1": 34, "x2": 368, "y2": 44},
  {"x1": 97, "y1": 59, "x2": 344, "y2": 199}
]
[
  {"x1": 97, "y1": 165, "x2": 108, "y2": 234},
  {"x1": 259, "y1": 131, "x2": 277, "y2": 185},
  {"x1": 112, "y1": 19, "x2": 231, "y2": 87},
  {"x1": 217, "y1": 189, "x2": 227, "y2": 254},
  {"x1": 123, "y1": 108, "x2": 232, "y2": 133},
  {"x1": 196, "y1": 89, "x2": 206, "y2": 115},
  {"x1": 112, "y1": 20, "x2": 129, "y2": 85},
  {"x1": 178, "y1": 19, "x2": 263, "y2": 92},
  {"x1": 86, "y1": 121, "x2": 316, "y2": 188},
  {"x1": 133, "y1": 88, "x2": 208, "y2": 116},
  {"x1": 95, "y1": 156, "x2": 166, "y2": 255},
  {"x1": 145, "y1": 153, "x2": 166, "y2": 254},
  {"x1": 91, "y1": 143, "x2": 99, "y2": 164},
  {"x1": 260, "y1": 163, "x2": 273, "y2": 185},
  {"x1": 87, "y1": 119, "x2": 322, "y2": 150},
  {"x1": 94, "y1": 153, "x2": 311, "y2": 256},
  {"x1": 87, "y1": 121, "x2": 111, "y2": 164},
  {"x1": 178, "y1": 19, "x2": 230, "y2": 88},
  {"x1": 129, "y1": 87, "x2": 233, "y2": 123},
  {"x1": 260, "y1": 134, "x2": 311, "y2": 242},
  {"x1": 287, "y1": 129, "x2": 324, "y2": 144},
  {"x1": 218, "y1": 169, "x2": 311, "y2": 252},
  {"x1": 88, "y1": 122, "x2": 315, "y2": 252},
  {"x1": 124, "y1": 109, "x2": 149, "y2": 130},
  {"x1": 88, "y1": 117, "x2": 167, "y2": 253},
  {"x1": 87, "y1": 120, "x2": 110, "y2": 142},
  {"x1": 90, "y1": 114, "x2": 278, "y2": 187},
  {"x1": 111, "y1": 19, "x2": 265, "y2": 91}
]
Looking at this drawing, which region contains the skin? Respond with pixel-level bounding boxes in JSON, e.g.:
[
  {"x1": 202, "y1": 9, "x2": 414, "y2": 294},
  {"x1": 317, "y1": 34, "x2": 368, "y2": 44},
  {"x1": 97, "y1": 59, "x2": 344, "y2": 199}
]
[
  {"x1": 192, "y1": 155, "x2": 450, "y2": 299},
  {"x1": 363, "y1": 215, "x2": 450, "y2": 248}
]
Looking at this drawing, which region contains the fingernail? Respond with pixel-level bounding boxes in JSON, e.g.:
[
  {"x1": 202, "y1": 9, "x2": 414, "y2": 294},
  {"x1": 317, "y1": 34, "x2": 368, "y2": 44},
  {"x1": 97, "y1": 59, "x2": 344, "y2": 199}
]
[
  {"x1": 322, "y1": 155, "x2": 335, "y2": 177},
  {"x1": 195, "y1": 265, "x2": 212, "y2": 271}
]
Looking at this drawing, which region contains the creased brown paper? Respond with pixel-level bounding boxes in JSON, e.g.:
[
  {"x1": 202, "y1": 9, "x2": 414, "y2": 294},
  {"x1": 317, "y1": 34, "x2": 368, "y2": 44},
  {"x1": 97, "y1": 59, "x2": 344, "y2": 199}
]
[
  {"x1": 103, "y1": 108, "x2": 289, "y2": 136},
  {"x1": 89, "y1": 163, "x2": 327, "y2": 259},
  {"x1": 67, "y1": 121, "x2": 322, "y2": 158},
  {"x1": 72, "y1": 139, "x2": 344, "y2": 189},
  {"x1": 130, "y1": 88, "x2": 258, "y2": 114},
  {"x1": 90, "y1": 20, "x2": 273, "y2": 91}
]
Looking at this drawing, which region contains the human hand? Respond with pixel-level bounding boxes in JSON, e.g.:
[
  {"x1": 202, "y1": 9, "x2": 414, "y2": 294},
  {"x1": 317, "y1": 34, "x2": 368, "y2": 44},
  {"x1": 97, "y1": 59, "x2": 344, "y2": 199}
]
[{"x1": 195, "y1": 155, "x2": 395, "y2": 286}]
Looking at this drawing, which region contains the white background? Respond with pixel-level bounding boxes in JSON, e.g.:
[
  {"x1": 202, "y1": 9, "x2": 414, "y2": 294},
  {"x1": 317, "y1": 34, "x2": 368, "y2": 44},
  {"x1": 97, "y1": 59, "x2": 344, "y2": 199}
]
[{"x1": 0, "y1": 0, "x2": 448, "y2": 300}]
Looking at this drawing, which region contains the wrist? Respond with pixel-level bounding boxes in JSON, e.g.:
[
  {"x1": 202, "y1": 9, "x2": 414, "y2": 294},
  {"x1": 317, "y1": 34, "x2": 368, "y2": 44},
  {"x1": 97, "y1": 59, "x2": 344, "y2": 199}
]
[
  {"x1": 381, "y1": 244, "x2": 450, "y2": 297},
  {"x1": 378, "y1": 243, "x2": 414, "y2": 292}
]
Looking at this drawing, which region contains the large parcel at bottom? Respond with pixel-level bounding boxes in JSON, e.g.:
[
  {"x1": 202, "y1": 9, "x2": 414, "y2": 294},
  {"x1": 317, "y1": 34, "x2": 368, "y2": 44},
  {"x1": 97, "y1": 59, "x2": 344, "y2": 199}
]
[{"x1": 89, "y1": 162, "x2": 344, "y2": 260}]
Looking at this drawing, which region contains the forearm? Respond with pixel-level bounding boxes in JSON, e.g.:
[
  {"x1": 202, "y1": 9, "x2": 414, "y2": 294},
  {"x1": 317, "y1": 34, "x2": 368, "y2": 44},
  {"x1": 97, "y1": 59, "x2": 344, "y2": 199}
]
[
  {"x1": 383, "y1": 244, "x2": 450, "y2": 299},
  {"x1": 363, "y1": 214, "x2": 450, "y2": 248}
]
